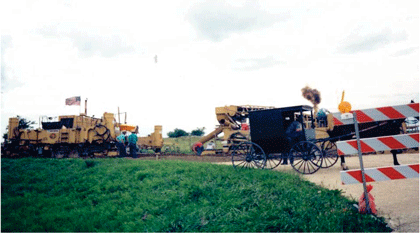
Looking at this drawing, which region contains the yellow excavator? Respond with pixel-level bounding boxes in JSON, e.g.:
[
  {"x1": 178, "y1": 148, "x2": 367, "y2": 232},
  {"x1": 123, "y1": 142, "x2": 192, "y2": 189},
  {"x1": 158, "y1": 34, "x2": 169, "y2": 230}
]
[{"x1": 192, "y1": 105, "x2": 274, "y2": 155}]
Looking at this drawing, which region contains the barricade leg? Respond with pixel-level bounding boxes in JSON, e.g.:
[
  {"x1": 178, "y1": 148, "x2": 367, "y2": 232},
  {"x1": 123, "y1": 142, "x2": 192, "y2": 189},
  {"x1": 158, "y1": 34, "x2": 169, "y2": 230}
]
[{"x1": 391, "y1": 149, "x2": 401, "y2": 165}]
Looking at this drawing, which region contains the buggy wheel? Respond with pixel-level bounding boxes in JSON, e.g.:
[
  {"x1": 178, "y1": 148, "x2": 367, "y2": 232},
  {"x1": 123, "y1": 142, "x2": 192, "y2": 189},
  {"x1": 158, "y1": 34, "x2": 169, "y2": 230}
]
[
  {"x1": 231, "y1": 142, "x2": 266, "y2": 169},
  {"x1": 320, "y1": 141, "x2": 338, "y2": 168},
  {"x1": 265, "y1": 154, "x2": 283, "y2": 169},
  {"x1": 289, "y1": 141, "x2": 322, "y2": 174}
]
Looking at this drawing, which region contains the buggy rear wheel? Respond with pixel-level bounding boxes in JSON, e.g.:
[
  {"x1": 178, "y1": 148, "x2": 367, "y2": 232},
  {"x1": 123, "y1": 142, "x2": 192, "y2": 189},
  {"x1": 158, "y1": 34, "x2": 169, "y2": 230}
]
[
  {"x1": 289, "y1": 141, "x2": 322, "y2": 174},
  {"x1": 231, "y1": 142, "x2": 266, "y2": 169},
  {"x1": 320, "y1": 141, "x2": 338, "y2": 168}
]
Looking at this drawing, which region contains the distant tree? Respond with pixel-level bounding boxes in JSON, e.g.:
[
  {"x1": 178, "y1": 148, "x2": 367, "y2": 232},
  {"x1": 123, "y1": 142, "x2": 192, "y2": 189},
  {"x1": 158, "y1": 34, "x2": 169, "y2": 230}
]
[
  {"x1": 190, "y1": 127, "x2": 205, "y2": 137},
  {"x1": 17, "y1": 116, "x2": 36, "y2": 130},
  {"x1": 3, "y1": 116, "x2": 36, "y2": 141},
  {"x1": 167, "y1": 128, "x2": 189, "y2": 138}
]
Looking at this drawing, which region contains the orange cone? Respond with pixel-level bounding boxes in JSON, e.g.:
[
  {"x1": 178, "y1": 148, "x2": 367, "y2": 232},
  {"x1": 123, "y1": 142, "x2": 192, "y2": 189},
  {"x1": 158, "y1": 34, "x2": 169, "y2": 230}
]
[{"x1": 358, "y1": 184, "x2": 377, "y2": 215}]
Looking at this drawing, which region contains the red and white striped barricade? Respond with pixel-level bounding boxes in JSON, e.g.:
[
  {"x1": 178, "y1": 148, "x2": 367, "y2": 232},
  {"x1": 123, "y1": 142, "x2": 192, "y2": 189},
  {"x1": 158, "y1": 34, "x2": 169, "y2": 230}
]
[
  {"x1": 341, "y1": 164, "x2": 419, "y2": 185},
  {"x1": 337, "y1": 133, "x2": 419, "y2": 156},
  {"x1": 334, "y1": 102, "x2": 419, "y2": 155},
  {"x1": 332, "y1": 103, "x2": 419, "y2": 126},
  {"x1": 333, "y1": 103, "x2": 419, "y2": 185}
]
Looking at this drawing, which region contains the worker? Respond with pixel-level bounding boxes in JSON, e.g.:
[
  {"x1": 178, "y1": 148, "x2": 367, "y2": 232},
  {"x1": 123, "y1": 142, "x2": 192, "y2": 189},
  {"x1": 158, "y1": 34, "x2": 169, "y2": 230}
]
[
  {"x1": 192, "y1": 142, "x2": 204, "y2": 156},
  {"x1": 116, "y1": 131, "x2": 127, "y2": 157},
  {"x1": 241, "y1": 120, "x2": 250, "y2": 131},
  {"x1": 124, "y1": 131, "x2": 130, "y2": 145},
  {"x1": 128, "y1": 130, "x2": 138, "y2": 158},
  {"x1": 283, "y1": 116, "x2": 303, "y2": 165},
  {"x1": 286, "y1": 116, "x2": 303, "y2": 138}
]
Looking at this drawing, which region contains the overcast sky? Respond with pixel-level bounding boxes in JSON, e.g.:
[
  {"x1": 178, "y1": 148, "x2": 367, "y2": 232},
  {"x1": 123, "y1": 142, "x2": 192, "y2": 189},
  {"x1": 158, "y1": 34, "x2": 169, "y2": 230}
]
[{"x1": 1, "y1": 0, "x2": 419, "y2": 138}]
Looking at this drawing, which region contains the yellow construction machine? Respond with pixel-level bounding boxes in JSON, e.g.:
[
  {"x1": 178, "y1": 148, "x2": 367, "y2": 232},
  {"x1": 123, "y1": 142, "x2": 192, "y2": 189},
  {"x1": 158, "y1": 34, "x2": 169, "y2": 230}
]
[
  {"x1": 136, "y1": 125, "x2": 163, "y2": 152},
  {"x1": 3, "y1": 112, "x2": 163, "y2": 158},
  {"x1": 192, "y1": 105, "x2": 274, "y2": 155}
]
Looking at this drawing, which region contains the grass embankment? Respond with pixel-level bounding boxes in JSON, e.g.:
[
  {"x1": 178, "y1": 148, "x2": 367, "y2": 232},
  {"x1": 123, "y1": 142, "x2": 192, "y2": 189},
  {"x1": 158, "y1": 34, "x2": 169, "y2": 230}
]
[{"x1": 2, "y1": 158, "x2": 391, "y2": 232}]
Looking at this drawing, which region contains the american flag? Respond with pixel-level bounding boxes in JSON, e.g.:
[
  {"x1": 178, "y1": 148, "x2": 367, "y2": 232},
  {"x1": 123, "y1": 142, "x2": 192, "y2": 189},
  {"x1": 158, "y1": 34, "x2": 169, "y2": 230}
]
[{"x1": 65, "y1": 96, "x2": 81, "y2": 106}]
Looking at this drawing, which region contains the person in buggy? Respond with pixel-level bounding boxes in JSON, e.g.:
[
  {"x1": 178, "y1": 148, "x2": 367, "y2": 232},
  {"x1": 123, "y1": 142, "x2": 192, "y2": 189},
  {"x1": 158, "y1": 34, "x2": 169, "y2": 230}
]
[{"x1": 282, "y1": 115, "x2": 304, "y2": 165}]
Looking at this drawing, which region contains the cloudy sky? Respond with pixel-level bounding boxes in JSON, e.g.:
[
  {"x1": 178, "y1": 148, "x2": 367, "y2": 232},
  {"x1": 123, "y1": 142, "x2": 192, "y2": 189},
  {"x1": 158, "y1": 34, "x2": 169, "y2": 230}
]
[{"x1": 1, "y1": 0, "x2": 419, "y2": 138}]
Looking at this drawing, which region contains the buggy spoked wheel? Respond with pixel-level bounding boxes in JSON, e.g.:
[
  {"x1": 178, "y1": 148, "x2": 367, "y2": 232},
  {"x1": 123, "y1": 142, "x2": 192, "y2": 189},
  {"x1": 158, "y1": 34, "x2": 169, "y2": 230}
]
[
  {"x1": 320, "y1": 141, "x2": 338, "y2": 168},
  {"x1": 289, "y1": 141, "x2": 322, "y2": 174},
  {"x1": 231, "y1": 142, "x2": 266, "y2": 169},
  {"x1": 265, "y1": 154, "x2": 282, "y2": 169}
]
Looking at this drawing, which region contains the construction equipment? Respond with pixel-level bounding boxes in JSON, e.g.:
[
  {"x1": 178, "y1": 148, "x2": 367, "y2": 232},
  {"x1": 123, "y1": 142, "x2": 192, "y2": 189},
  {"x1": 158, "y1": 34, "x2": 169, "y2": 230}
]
[
  {"x1": 115, "y1": 124, "x2": 163, "y2": 153},
  {"x1": 192, "y1": 105, "x2": 274, "y2": 155},
  {"x1": 3, "y1": 112, "x2": 163, "y2": 158},
  {"x1": 4, "y1": 112, "x2": 117, "y2": 158},
  {"x1": 137, "y1": 125, "x2": 163, "y2": 152},
  {"x1": 114, "y1": 107, "x2": 163, "y2": 153}
]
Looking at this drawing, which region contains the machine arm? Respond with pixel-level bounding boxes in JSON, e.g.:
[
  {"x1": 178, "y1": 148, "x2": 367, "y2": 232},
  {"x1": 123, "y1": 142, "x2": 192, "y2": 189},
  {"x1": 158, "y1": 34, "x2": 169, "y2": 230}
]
[{"x1": 198, "y1": 125, "x2": 224, "y2": 145}]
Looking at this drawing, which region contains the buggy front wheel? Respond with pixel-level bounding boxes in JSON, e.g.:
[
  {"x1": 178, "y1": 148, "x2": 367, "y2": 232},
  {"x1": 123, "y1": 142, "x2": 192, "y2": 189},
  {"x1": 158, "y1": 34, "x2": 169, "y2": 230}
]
[
  {"x1": 231, "y1": 142, "x2": 266, "y2": 169},
  {"x1": 320, "y1": 141, "x2": 339, "y2": 168},
  {"x1": 289, "y1": 141, "x2": 322, "y2": 174}
]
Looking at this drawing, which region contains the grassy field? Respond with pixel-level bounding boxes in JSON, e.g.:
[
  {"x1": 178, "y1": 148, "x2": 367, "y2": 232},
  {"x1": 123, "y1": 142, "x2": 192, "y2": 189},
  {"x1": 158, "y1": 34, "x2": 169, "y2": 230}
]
[
  {"x1": 1, "y1": 158, "x2": 392, "y2": 232},
  {"x1": 163, "y1": 136, "x2": 202, "y2": 154},
  {"x1": 163, "y1": 136, "x2": 224, "y2": 154}
]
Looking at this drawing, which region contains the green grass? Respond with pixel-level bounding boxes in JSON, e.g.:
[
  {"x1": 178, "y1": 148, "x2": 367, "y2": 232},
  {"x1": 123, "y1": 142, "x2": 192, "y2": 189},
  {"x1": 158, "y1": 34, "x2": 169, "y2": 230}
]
[{"x1": 1, "y1": 158, "x2": 392, "y2": 232}]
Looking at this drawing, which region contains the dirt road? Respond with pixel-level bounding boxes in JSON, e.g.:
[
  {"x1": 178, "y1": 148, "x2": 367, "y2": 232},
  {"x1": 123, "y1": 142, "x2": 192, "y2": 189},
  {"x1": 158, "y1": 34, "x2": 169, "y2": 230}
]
[{"x1": 272, "y1": 153, "x2": 419, "y2": 233}]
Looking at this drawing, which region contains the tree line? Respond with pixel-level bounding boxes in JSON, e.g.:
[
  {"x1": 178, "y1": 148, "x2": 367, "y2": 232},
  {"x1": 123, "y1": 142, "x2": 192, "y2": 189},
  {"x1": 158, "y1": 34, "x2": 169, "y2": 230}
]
[{"x1": 167, "y1": 127, "x2": 205, "y2": 138}]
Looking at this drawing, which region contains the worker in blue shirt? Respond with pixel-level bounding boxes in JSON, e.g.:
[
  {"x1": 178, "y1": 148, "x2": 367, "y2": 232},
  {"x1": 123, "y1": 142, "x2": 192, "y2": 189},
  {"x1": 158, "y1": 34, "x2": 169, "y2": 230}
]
[
  {"x1": 116, "y1": 131, "x2": 127, "y2": 157},
  {"x1": 127, "y1": 130, "x2": 138, "y2": 158}
]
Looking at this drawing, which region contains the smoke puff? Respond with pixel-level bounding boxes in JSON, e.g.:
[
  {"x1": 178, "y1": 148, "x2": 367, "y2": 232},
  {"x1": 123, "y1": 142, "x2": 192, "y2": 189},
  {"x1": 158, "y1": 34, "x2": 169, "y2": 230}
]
[{"x1": 301, "y1": 86, "x2": 321, "y2": 105}]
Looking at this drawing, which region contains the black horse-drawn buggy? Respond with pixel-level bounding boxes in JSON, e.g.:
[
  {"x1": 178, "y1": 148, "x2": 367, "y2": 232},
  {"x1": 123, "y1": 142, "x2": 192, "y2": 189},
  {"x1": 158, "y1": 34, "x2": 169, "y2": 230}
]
[
  {"x1": 230, "y1": 104, "x2": 410, "y2": 174},
  {"x1": 230, "y1": 105, "x2": 337, "y2": 174}
]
